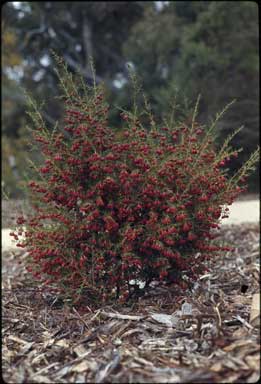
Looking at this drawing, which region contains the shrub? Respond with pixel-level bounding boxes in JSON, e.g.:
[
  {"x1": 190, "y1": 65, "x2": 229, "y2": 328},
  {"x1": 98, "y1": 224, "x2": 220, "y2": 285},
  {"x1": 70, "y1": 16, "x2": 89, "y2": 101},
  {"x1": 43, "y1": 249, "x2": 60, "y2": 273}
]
[{"x1": 12, "y1": 57, "x2": 260, "y2": 304}]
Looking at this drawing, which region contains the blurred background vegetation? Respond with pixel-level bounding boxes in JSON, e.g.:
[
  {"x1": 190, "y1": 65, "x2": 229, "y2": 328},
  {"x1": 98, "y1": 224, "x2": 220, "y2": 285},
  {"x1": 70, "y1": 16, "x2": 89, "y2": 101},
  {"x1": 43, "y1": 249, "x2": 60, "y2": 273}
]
[{"x1": 2, "y1": 1, "x2": 259, "y2": 198}]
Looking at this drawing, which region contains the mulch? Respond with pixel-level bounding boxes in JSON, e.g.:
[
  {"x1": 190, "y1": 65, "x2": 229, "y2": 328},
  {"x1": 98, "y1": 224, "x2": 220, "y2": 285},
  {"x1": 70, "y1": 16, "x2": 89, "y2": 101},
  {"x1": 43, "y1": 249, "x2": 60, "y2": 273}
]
[{"x1": 2, "y1": 223, "x2": 260, "y2": 383}]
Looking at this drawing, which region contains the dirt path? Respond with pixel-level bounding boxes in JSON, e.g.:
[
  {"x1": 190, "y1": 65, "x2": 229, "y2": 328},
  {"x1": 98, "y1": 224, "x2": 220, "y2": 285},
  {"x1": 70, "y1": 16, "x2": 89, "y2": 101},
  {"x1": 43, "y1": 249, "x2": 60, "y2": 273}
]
[{"x1": 222, "y1": 200, "x2": 260, "y2": 225}]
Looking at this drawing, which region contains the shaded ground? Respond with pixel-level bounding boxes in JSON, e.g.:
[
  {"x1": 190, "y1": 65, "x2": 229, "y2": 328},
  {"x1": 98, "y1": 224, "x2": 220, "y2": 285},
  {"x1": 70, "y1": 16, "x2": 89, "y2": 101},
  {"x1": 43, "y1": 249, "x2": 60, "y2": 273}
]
[{"x1": 2, "y1": 224, "x2": 260, "y2": 383}]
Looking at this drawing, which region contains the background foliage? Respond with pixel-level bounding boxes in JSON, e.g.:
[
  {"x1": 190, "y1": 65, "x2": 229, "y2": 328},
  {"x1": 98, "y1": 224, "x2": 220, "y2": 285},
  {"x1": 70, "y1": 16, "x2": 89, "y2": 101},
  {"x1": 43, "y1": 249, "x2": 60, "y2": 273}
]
[{"x1": 2, "y1": 1, "x2": 259, "y2": 197}]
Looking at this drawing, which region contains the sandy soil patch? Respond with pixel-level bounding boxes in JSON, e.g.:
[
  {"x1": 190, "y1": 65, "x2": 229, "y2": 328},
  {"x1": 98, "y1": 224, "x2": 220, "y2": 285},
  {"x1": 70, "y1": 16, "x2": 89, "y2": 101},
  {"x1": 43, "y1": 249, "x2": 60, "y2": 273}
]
[{"x1": 222, "y1": 200, "x2": 260, "y2": 225}]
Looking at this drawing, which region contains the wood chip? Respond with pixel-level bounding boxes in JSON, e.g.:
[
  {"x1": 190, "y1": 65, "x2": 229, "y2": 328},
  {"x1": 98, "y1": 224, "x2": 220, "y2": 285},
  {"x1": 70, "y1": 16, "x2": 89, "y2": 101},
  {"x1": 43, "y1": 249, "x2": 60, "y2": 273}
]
[
  {"x1": 55, "y1": 339, "x2": 70, "y2": 348},
  {"x1": 71, "y1": 360, "x2": 91, "y2": 373},
  {"x1": 249, "y1": 293, "x2": 260, "y2": 327},
  {"x1": 73, "y1": 345, "x2": 88, "y2": 358},
  {"x1": 8, "y1": 335, "x2": 30, "y2": 345},
  {"x1": 150, "y1": 313, "x2": 178, "y2": 327}
]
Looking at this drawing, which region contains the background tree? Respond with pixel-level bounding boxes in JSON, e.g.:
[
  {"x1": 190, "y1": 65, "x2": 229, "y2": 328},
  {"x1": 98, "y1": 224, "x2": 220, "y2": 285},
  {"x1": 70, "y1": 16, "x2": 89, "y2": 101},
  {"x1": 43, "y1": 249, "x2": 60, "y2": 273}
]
[
  {"x1": 124, "y1": 1, "x2": 259, "y2": 191},
  {"x1": 2, "y1": 16, "x2": 28, "y2": 197},
  {"x1": 2, "y1": 1, "x2": 259, "y2": 196},
  {"x1": 2, "y1": 1, "x2": 145, "y2": 196},
  {"x1": 2, "y1": 1, "x2": 145, "y2": 127}
]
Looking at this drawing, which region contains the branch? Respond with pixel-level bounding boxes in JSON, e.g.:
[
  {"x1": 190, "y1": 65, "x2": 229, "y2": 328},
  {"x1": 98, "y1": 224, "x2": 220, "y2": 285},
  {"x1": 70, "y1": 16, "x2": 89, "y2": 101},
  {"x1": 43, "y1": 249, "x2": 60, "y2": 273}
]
[
  {"x1": 41, "y1": 111, "x2": 56, "y2": 125},
  {"x1": 20, "y1": 15, "x2": 47, "y2": 50},
  {"x1": 62, "y1": 53, "x2": 103, "y2": 84},
  {"x1": 82, "y1": 13, "x2": 93, "y2": 78}
]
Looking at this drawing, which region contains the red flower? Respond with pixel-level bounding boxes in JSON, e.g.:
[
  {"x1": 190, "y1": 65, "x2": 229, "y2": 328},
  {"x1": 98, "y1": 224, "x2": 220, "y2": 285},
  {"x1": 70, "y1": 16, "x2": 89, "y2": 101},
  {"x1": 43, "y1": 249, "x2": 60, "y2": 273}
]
[
  {"x1": 182, "y1": 223, "x2": 191, "y2": 232},
  {"x1": 198, "y1": 195, "x2": 208, "y2": 202},
  {"x1": 187, "y1": 232, "x2": 197, "y2": 241},
  {"x1": 176, "y1": 213, "x2": 186, "y2": 222}
]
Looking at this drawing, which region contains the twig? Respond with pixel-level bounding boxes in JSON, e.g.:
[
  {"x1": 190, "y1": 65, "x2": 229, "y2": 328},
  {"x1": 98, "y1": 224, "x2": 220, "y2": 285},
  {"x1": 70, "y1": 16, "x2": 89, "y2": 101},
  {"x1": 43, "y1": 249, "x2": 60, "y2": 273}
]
[
  {"x1": 234, "y1": 315, "x2": 254, "y2": 330},
  {"x1": 214, "y1": 303, "x2": 222, "y2": 328},
  {"x1": 72, "y1": 307, "x2": 90, "y2": 329},
  {"x1": 95, "y1": 350, "x2": 121, "y2": 383},
  {"x1": 30, "y1": 362, "x2": 60, "y2": 378},
  {"x1": 100, "y1": 311, "x2": 144, "y2": 321}
]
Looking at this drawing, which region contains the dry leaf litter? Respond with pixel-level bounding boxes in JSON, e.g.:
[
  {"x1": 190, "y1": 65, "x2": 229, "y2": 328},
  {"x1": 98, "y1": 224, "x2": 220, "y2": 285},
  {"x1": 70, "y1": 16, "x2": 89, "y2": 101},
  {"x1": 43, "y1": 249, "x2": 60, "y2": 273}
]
[{"x1": 2, "y1": 222, "x2": 260, "y2": 383}]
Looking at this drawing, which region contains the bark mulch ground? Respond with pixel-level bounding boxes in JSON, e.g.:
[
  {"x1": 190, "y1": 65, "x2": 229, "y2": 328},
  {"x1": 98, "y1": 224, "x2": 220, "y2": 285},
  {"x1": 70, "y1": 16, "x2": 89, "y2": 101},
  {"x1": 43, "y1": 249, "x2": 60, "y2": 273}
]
[{"x1": 2, "y1": 224, "x2": 260, "y2": 383}]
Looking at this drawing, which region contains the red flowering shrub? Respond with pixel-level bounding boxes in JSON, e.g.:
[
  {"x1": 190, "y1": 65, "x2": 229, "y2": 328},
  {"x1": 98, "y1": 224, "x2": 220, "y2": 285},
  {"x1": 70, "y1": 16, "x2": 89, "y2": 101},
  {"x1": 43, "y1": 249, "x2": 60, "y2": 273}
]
[{"x1": 12, "y1": 58, "x2": 259, "y2": 304}]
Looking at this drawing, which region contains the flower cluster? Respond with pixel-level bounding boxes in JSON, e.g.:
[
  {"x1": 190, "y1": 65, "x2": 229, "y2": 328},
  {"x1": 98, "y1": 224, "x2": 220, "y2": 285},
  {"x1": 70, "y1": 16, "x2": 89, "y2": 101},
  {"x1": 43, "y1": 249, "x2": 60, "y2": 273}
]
[{"x1": 12, "y1": 61, "x2": 259, "y2": 304}]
